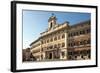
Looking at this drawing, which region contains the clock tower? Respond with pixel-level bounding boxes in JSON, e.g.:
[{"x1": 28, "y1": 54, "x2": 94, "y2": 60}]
[{"x1": 48, "y1": 14, "x2": 57, "y2": 30}]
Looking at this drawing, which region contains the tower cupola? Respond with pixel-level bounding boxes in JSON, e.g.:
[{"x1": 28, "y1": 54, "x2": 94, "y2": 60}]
[{"x1": 48, "y1": 13, "x2": 57, "y2": 30}]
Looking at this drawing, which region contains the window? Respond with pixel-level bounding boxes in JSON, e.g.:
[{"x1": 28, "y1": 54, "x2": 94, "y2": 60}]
[
  {"x1": 68, "y1": 33, "x2": 70, "y2": 37},
  {"x1": 87, "y1": 29, "x2": 90, "y2": 33},
  {"x1": 68, "y1": 56, "x2": 72, "y2": 60},
  {"x1": 70, "y1": 33, "x2": 72, "y2": 37},
  {"x1": 47, "y1": 39, "x2": 49, "y2": 43},
  {"x1": 54, "y1": 36, "x2": 57, "y2": 41},
  {"x1": 75, "y1": 56, "x2": 77, "y2": 58},
  {"x1": 58, "y1": 35, "x2": 60, "y2": 40},
  {"x1": 50, "y1": 38, "x2": 53, "y2": 42},
  {"x1": 88, "y1": 54, "x2": 90, "y2": 58},
  {"x1": 80, "y1": 30, "x2": 85, "y2": 34},
  {"x1": 68, "y1": 52, "x2": 73, "y2": 55},
  {"x1": 41, "y1": 48, "x2": 43, "y2": 51},
  {"x1": 61, "y1": 52, "x2": 65, "y2": 58},
  {"x1": 81, "y1": 55, "x2": 84, "y2": 58},
  {"x1": 75, "y1": 41, "x2": 79, "y2": 46},
  {"x1": 68, "y1": 33, "x2": 71, "y2": 37},
  {"x1": 41, "y1": 55, "x2": 43, "y2": 59},
  {"x1": 70, "y1": 43, "x2": 72, "y2": 47},
  {"x1": 49, "y1": 45, "x2": 53, "y2": 49},
  {"x1": 58, "y1": 43, "x2": 61, "y2": 48},
  {"x1": 83, "y1": 30, "x2": 85, "y2": 34},
  {"x1": 74, "y1": 51, "x2": 79, "y2": 55},
  {"x1": 68, "y1": 43, "x2": 70, "y2": 47},
  {"x1": 62, "y1": 43, "x2": 65, "y2": 47},
  {"x1": 54, "y1": 44, "x2": 57, "y2": 48},
  {"x1": 44, "y1": 40, "x2": 46, "y2": 44},
  {"x1": 73, "y1": 32, "x2": 76, "y2": 36},
  {"x1": 87, "y1": 39, "x2": 91, "y2": 44},
  {"x1": 80, "y1": 31, "x2": 83, "y2": 34},
  {"x1": 79, "y1": 40, "x2": 88, "y2": 45},
  {"x1": 71, "y1": 43, "x2": 74, "y2": 46},
  {"x1": 87, "y1": 50, "x2": 90, "y2": 54},
  {"x1": 76, "y1": 32, "x2": 78, "y2": 36},
  {"x1": 73, "y1": 42, "x2": 75, "y2": 46},
  {"x1": 41, "y1": 41, "x2": 44, "y2": 44},
  {"x1": 62, "y1": 34, "x2": 65, "y2": 38},
  {"x1": 83, "y1": 40, "x2": 86, "y2": 45},
  {"x1": 50, "y1": 22, "x2": 52, "y2": 28},
  {"x1": 80, "y1": 41, "x2": 83, "y2": 45},
  {"x1": 83, "y1": 50, "x2": 87, "y2": 55}
]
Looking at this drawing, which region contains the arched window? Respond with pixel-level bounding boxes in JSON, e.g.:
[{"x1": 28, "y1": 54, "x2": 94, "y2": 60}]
[
  {"x1": 49, "y1": 45, "x2": 53, "y2": 49},
  {"x1": 41, "y1": 41, "x2": 44, "y2": 44},
  {"x1": 58, "y1": 35, "x2": 60, "y2": 40},
  {"x1": 50, "y1": 22, "x2": 52, "y2": 28},
  {"x1": 50, "y1": 38, "x2": 53, "y2": 42},
  {"x1": 54, "y1": 44, "x2": 57, "y2": 48},
  {"x1": 54, "y1": 36, "x2": 57, "y2": 41},
  {"x1": 62, "y1": 34, "x2": 65, "y2": 38},
  {"x1": 62, "y1": 43, "x2": 65, "y2": 47},
  {"x1": 47, "y1": 39, "x2": 49, "y2": 43},
  {"x1": 61, "y1": 52, "x2": 65, "y2": 58},
  {"x1": 58, "y1": 43, "x2": 61, "y2": 48},
  {"x1": 44, "y1": 40, "x2": 46, "y2": 44}
]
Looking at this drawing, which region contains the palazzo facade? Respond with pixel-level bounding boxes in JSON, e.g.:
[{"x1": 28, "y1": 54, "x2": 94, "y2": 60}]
[{"x1": 30, "y1": 15, "x2": 91, "y2": 61}]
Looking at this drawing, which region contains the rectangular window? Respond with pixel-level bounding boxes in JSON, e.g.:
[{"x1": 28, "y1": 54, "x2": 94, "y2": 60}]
[{"x1": 61, "y1": 52, "x2": 65, "y2": 58}]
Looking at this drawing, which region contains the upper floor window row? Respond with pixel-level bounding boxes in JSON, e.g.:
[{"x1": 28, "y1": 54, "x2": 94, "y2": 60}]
[
  {"x1": 68, "y1": 29, "x2": 90, "y2": 37},
  {"x1": 41, "y1": 34, "x2": 65, "y2": 44},
  {"x1": 41, "y1": 42, "x2": 65, "y2": 51},
  {"x1": 68, "y1": 39, "x2": 91, "y2": 47}
]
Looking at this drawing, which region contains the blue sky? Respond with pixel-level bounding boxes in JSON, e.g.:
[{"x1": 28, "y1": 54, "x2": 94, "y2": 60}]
[{"x1": 23, "y1": 10, "x2": 91, "y2": 49}]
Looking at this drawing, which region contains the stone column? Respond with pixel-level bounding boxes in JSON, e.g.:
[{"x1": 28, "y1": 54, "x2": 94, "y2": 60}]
[{"x1": 64, "y1": 29, "x2": 68, "y2": 60}]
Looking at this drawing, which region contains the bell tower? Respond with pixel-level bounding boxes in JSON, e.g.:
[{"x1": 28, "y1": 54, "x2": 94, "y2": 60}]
[{"x1": 48, "y1": 13, "x2": 57, "y2": 30}]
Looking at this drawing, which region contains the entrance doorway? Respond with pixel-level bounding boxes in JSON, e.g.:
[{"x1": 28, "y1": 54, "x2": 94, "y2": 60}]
[{"x1": 49, "y1": 53, "x2": 53, "y2": 59}]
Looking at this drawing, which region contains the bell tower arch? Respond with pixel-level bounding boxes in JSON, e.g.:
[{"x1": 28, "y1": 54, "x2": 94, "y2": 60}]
[{"x1": 48, "y1": 13, "x2": 57, "y2": 30}]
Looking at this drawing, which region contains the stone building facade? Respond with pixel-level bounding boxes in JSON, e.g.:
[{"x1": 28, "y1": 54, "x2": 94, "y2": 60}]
[{"x1": 30, "y1": 15, "x2": 91, "y2": 61}]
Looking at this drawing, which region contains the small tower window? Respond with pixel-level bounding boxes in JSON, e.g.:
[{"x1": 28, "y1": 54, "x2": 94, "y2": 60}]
[{"x1": 50, "y1": 22, "x2": 52, "y2": 28}]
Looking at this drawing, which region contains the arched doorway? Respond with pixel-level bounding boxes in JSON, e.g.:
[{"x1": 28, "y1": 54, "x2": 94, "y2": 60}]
[{"x1": 49, "y1": 53, "x2": 53, "y2": 59}]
